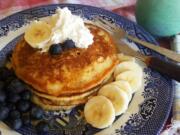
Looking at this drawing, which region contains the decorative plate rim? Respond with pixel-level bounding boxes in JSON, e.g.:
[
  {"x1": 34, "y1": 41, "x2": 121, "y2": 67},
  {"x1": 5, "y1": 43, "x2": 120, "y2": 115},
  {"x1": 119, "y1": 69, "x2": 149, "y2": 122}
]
[{"x1": 0, "y1": 4, "x2": 174, "y2": 135}]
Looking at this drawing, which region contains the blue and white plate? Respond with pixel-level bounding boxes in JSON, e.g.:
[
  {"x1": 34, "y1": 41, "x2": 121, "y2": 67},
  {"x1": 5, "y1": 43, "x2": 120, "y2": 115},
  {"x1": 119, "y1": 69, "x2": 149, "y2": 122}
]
[{"x1": 0, "y1": 4, "x2": 173, "y2": 135}]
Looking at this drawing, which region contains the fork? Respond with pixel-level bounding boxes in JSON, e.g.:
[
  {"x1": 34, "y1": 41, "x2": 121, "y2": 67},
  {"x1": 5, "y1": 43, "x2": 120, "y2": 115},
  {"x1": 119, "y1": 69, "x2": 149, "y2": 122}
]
[
  {"x1": 93, "y1": 17, "x2": 180, "y2": 82},
  {"x1": 93, "y1": 17, "x2": 180, "y2": 63}
]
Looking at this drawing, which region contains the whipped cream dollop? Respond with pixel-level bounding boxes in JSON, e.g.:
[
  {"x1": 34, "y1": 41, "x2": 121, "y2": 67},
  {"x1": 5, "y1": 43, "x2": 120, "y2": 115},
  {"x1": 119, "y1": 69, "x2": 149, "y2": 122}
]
[
  {"x1": 24, "y1": 7, "x2": 94, "y2": 52},
  {"x1": 49, "y1": 7, "x2": 94, "y2": 48}
]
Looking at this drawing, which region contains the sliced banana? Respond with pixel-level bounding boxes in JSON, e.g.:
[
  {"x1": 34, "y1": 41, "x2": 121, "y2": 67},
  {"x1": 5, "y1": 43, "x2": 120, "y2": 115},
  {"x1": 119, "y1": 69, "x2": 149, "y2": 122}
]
[
  {"x1": 114, "y1": 61, "x2": 142, "y2": 78},
  {"x1": 24, "y1": 21, "x2": 52, "y2": 48},
  {"x1": 98, "y1": 84, "x2": 129, "y2": 116},
  {"x1": 111, "y1": 81, "x2": 133, "y2": 101},
  {"x1": 117, "y1": 53, "x2": 135, "y2": 63},
  {"x1": 116, "y1": 70, "x2": 142, "y2": 92},
  {"x1": 84, "y1": 96, "x2": 115, "y2": 129}
]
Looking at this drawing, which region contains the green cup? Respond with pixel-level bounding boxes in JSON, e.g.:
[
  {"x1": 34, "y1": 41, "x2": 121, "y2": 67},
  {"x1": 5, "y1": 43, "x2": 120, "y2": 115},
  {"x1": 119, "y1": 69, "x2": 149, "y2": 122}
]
[{"x1": 136, "y1": 0, "x2": 180, "y2": 37}]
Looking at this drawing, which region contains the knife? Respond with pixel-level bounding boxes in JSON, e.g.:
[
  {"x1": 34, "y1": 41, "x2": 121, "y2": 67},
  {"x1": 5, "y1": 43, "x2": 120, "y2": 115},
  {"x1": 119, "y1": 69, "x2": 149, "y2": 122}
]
[{"x1": 116, "y1": 42, "x2": 180, "y2": 82}]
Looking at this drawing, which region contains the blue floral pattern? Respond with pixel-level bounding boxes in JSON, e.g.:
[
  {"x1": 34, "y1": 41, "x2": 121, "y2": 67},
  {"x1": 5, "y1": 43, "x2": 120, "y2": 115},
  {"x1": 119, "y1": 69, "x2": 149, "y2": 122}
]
[{"x1": 0, "y1": 4, "x2": 173, "y2": 135}]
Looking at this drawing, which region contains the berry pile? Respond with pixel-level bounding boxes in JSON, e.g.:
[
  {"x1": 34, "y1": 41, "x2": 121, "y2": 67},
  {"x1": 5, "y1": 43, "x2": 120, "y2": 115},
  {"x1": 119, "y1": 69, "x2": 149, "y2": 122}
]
[{"x1": 0, "y1": 67, "x2": 49, "y2": 133}]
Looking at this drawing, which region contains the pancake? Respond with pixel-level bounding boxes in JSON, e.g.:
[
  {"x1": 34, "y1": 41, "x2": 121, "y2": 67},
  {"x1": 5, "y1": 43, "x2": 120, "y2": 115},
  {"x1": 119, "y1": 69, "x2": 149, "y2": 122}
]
[
  {"x1": 32, "y1": 91, "x2": 96, "y2": 106},
  {"x1": 31, "y1": 71, "x2": 112, "y2": 101},
  {"x1": 32, "y1": 95, "x2": 75, "y2": 111},
  {"x1": 12, "y1": 24, "x2": 118, "y2": 97},
  {"x1": 32, "y1": 86, "x2": 99, "y2": 106},
  {"x1": 31, "y1": 73, "x2": 113, "y2": 106}
]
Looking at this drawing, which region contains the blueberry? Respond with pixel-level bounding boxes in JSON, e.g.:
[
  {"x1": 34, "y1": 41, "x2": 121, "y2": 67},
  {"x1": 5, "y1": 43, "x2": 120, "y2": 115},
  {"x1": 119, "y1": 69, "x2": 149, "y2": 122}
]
[
  {"x1": 7, "y1": 93, "x2": 20, "y2": 103},
  {"x1": 22, "y1": 115, "x2": 31, "y2": 125},
  {"x1": 31, "y1": 106, "x2": 44, "y2": 119},
  {"x1": 0, "y1": 67, "x2": 14, "y2": 81},
  {"x1": 7, "y1": 102, "x2": 16, "y2": 111},
  {"x1": 0, "y1": 90, "x2": 6, "y2": 102},
  {"x1": 62, "y1": 39, "x2": 76, "y2": 50},
  {"x1": 0, "y1": 81, "x2": 4, "y2": 91},
  {"x1": 1, "y1": 102, "x2": 6, "y2": 106},
  {"x1": 0, "y1": 106, "x2": 9, "y2": 120},
  {"x1": 21, "y1": 90, "x2": 31, "y2": 100},
  {"x1": 36, "y1": 121, "x2": 49, "y2": 133},
  {"x1": 9, "y1": 119, "x2": 22, "y2": 130},
  {"x1": 49, "y1": 44, "x2": 63, "y2": 55},
  {"x1": 9, "y1": 110, "x2": 21, "y2": 119},
  {"x1": 17, "y1": 100, "x2": 30, "y2": 112},
  {"x1": 6, "y1": 78, "x2": 26, "y2": 93}
]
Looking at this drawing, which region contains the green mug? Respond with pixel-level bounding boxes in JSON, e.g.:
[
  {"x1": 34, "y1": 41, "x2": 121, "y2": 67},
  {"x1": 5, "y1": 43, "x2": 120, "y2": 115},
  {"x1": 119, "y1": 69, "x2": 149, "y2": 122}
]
[{"x1": 136, "y1": 0, "x2": 180, "y2": 37}]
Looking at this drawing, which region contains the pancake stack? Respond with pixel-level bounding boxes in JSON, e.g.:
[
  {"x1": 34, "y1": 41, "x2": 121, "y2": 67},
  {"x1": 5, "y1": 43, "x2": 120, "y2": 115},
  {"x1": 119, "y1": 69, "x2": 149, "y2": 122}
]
[{"x1": 12, "y1": 24, "x2": 118, "y2": 110}]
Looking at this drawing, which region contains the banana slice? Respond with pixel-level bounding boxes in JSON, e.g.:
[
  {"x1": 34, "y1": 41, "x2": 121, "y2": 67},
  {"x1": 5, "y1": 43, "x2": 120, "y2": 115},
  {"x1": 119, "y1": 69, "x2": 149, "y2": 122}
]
[
  {"x1": 114, "y1": 61, "x2": 142, "y2": 78},
  {"x1": 98, "y1": 84, "x2": 129, "y2": 116},
  {"x1": 84, "y1": 96, "x2": 115, "y2": 129},
  {"x1": 116, "y1": 70, "x2": 142, "y2": 92},
  {"x1": 24, "y1": 21, "x2": 52, "y2": 49},
  {"x1": 111, "y1": 81, "x2": 133, "y2": 101},
  {"x1": 117, "y1": 53, "x2": 135, "y2": 63}
]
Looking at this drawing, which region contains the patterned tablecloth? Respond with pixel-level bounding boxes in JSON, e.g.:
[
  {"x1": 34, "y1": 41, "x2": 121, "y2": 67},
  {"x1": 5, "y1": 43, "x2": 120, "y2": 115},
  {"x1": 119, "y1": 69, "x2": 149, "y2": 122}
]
[
  {"x1": 0, "y1": 0, "x2": 136, "y2": 20},
  {"x1": 0, "y1": 0, "x2": 179, "y2": 134}
]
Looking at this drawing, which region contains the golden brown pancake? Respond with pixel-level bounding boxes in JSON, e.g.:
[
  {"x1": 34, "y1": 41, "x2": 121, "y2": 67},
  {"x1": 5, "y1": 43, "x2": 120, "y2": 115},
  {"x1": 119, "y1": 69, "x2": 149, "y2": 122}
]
[
  {"x1": 31, "y1": 72, "x2": 113, "y2": 110},
  {"x1": 32, "y1": 95, "x2": 76, "y2": 111},
  {"x1": 30, "y1": 72, "x2": 113, "y2": 104},
  {"x1": 12, "y1": 24, "x2": 118, "y2": 97},
  {"x1": 31, "y1": 86, "x2": 98, "y2": 106},
  {"x1": 32, "y1": 92, "x2": 96, "y2": 106}
]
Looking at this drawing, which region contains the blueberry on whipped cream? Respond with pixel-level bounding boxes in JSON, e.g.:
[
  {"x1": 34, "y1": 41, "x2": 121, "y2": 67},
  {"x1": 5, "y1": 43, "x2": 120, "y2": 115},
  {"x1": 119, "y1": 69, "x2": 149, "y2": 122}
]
[
  {"x1": 49, "y1": 44, "x2": 63, "y2": 55},
  {"x1": 62, "y1": 39, "x2": 76, "y2": 50}
]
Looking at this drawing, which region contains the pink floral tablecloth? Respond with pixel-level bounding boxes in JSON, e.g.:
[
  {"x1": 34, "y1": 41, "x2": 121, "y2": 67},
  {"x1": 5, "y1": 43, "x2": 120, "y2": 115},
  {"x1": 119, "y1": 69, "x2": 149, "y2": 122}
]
[{"x1": 0, "y1": 0, "x2": 136, "y2": 20}]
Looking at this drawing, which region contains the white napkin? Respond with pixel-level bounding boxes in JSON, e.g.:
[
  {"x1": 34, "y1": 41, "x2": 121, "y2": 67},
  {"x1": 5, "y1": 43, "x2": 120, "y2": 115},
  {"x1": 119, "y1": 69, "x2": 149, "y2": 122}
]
[{"x1": 172, "y1": 35, "x2": 180, "y2": 121}]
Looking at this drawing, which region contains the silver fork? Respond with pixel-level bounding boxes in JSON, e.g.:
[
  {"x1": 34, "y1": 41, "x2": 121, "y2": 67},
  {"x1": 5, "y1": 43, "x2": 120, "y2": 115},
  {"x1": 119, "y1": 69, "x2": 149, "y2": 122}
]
[
  {"x1": 93, "y1": 17, "x2": 126, "y2": 39},
  {"x1": 93, "y1": 17, "x2": 180, "y2": 63}
]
